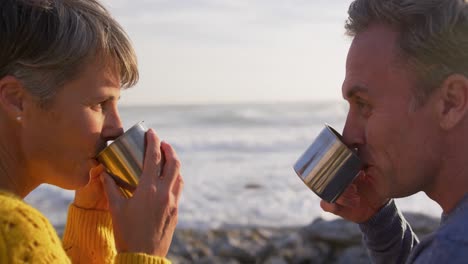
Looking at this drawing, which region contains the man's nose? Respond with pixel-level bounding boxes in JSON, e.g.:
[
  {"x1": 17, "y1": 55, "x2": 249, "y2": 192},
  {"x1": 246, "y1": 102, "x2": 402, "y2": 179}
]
[{"x1": 341, "y1": 112, "x2": 365, "y2": 150}]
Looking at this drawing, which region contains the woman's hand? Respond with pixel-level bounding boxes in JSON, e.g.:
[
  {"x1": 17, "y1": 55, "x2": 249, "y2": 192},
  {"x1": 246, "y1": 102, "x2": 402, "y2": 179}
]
[
  {"x1": 320, "y1": 172, "x2": 389, "y2": 223},
  {"x1": 100, "y1": 129, "x2": 184, "y2": 257}
]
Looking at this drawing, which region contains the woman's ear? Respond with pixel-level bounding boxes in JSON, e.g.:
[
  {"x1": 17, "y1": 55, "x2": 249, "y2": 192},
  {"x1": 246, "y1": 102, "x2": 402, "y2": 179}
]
[
  {"x1": 437, "y1": 74, "x2": 468, "y2": 130},
  {"x1": 0, "y1": 76, "x2": 26, "y2": 121}
]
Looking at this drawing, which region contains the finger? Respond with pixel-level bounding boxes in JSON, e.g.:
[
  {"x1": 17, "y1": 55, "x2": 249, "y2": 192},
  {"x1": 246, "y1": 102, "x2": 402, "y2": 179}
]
[
  {"x1": 100, "y1": 171, "x2": 123, "y2": 211},
  {"x1": 140, "y1": 129, "x2": 162, "y2": 185},
  {"x1": 320, "y1": 200, "x2": 344, "y2": 215},
  {"x1": 172, "y1": 174, "x2": 184, "y2": 204},
  {"x1": 158, "y1": 142, "x2": 181, "y2": 190},
  {"x1": 354, "y1": 172, "x2": 388, "y2": 209},
  {"x1": 335, "y1": 184, "x2": 360, "y2": 208},
  {"x1": 158, "y1": 146, "x2": 166, "y2": 177}
]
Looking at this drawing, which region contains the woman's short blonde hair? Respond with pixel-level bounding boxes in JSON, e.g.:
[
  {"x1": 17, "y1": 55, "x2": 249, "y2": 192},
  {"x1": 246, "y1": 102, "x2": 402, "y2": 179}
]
[
  {"x1": 0, "y1": 0, "x2": 138, "y2": 107},
  {"x1": 345, "y1": 0, "x2": 468, "y2": 106}
]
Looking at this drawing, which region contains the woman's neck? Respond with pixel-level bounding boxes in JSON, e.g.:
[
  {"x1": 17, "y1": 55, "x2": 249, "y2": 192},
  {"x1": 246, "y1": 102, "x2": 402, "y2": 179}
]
[{"x1": 0, "y1": 140, "x2": 37, "y2": 198}]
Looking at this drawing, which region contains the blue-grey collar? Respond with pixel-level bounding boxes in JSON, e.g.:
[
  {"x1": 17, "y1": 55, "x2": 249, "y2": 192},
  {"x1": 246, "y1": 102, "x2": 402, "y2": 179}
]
[{"x1": 441, "y1": 193, "x2": 468, "y2": 224}]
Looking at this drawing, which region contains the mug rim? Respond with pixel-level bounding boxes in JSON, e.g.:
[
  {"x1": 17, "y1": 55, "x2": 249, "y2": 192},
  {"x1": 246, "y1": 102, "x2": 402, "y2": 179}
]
[
  {"x1": 293, "y1": 123, "x2": 363, "y2": 203},
  {"x1": 324, "y1": 123, "x2": 359, "y2": 159},
  {"x1": 95, "y1": 121, "x2": 146, "y2": 158}
]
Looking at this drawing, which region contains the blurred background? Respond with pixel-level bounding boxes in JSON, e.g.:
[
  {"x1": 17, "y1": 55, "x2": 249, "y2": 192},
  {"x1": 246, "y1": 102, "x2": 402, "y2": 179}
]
[
  {"x1": 26, "y1": 0, "x2": 441, "y2": 230},
  {"x1": 108, "y1": 0, "x2": 350, "y2": 105}
]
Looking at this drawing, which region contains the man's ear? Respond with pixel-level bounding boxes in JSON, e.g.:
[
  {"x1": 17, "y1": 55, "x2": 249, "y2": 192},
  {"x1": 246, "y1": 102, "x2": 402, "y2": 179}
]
[
  {"x1": 437, "y1": 74, "x2": 468, "y2": 130},
  {"x1": 0, "y1": 76, "x2": 26, "y2": 121}
]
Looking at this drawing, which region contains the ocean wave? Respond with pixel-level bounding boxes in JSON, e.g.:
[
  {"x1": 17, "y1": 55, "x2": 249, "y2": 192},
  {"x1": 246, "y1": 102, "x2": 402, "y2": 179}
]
[{"x1": 120, "y1": 101, "x2": 348, "y2": 129}]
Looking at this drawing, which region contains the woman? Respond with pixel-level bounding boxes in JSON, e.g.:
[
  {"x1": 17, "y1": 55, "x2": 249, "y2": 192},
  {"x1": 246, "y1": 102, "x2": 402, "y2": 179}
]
[{"x1": 0, "y1": 0, "x2": 183, "y2": 263}]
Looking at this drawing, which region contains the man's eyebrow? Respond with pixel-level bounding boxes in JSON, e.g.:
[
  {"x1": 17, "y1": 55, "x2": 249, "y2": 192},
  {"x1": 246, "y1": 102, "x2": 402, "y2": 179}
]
[{"x1": 345, "y1": 85, "x2": 369, "y2": 99}]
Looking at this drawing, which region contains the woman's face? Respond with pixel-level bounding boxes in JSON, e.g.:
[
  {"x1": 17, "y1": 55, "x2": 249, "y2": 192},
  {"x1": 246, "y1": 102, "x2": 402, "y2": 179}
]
[{"x1": 21, "y1": 59, "x2": 124, "y2": 190}]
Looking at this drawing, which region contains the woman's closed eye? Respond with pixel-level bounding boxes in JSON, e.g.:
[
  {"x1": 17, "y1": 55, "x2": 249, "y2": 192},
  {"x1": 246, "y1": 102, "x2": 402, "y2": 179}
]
[{"x1": 91, "y1": 100, "x2": 108, "y2": 112}]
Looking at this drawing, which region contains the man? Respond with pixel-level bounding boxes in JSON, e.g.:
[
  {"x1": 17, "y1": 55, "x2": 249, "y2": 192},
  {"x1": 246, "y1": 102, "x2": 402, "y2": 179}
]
[
  {"x1": 0, "y1": 0, "x2": 183, "y2": 262},
  {"x1": 321, "y1": 0, "x2": 468, "y2": 263}
]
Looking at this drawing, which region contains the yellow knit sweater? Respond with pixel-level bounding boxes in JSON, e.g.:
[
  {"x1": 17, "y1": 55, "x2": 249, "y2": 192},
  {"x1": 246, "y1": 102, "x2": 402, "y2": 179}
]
[{"x1": 0, "y1": 191, "x2": 170, "y2": 263}]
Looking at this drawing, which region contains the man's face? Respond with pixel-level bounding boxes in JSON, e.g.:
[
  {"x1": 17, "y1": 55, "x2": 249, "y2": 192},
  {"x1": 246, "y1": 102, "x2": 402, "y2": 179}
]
[
  {"x1": 341, "y1": 24, "x2": 442, "y2": 198},
  {"x1": 21, "y1": 58, "x2": 124, "y2": 190}
]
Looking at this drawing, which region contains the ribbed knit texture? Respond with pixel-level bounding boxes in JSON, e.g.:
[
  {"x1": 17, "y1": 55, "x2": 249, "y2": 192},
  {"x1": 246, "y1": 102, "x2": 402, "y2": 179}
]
[
  {"x1": 0, "y1": 191, "x2": 170, "y2": 263},
  {"x1": 115, "y1": 253, "x2": 170, "y2": 264},
  {"x1": 63, "y1": 204, "x2": 116, "y2": 263},
  {"x1": 0, "y1": 191, "x2": 70, "y2": 263}
]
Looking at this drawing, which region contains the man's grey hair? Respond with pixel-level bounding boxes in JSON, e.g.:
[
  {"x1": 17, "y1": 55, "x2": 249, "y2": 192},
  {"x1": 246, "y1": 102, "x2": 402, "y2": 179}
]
[
  {"x1": 0, "y1": 0, "x2": 138, "y2": 107},
  {"x1": 346, "y1": 0, "x2": 468, "y2": 106}
]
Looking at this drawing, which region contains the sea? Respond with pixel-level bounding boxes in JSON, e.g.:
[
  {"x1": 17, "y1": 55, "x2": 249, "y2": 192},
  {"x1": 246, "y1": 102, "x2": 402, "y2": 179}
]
[{"x1": 25, "y1": 101, "x2": 442, "y2": 230}]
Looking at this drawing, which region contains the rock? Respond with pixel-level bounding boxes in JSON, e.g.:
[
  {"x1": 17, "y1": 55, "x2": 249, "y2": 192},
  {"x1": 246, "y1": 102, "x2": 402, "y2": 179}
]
[
  {"x1": 193, "y1": 256, "x2": 241, "y2": 264},
  {"x1": 264, "y1": 256, "x2": 288, "y2": 264},
  {"x1": 403, "y1": 212, "x2": 439, "y2": 238},
  {"x1": 163, "y1": 212, "x2": 440, "y2": 263},
  {"x1": 336, "y1": 246, "x2": 371, "y2": 264},
  {"x1": 215, "y1": 242, "x2": 255, "y2": 263},
  {"x1": 288, "y1": 244, "x2": 331, "y2": 264},
  {"x1": 53, "y1": 211, "x2": 441, "y2": 264},
  {"x1": 301, "y1": 218, "x2": 362, "y2": 246},
  {"x1": 165, "y1": 255, "x2": 188, "y2": 264}
]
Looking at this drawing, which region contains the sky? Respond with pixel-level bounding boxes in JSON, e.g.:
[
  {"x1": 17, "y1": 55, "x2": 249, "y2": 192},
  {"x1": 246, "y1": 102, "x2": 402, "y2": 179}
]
[{"x1": 102, "y1": 0, "x2": 354, "y2": 105}]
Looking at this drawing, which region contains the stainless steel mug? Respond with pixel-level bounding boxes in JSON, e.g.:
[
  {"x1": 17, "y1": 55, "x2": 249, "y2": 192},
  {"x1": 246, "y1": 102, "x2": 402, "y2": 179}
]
[
  {"x1": 293, "y1": 124, "x2": 362, "y2": 203},
  {"x1": 96, "y1": 121, "x2": 147, "y2": 198}
]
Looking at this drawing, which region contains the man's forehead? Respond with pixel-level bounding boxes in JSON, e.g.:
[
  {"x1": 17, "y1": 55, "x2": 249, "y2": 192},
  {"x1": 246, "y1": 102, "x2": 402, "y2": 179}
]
[{"x1": 346, "y1": 24, "x2": 400, "y2": 69}]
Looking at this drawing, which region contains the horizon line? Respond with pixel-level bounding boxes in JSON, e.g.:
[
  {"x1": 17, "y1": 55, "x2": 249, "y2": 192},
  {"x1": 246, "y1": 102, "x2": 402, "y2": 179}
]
[{"x1": 119, "y1": 98, "x2": 345, "y2": 107}]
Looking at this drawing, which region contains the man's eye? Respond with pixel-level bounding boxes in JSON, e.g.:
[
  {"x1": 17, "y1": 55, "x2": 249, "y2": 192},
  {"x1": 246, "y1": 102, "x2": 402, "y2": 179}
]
[
  {"x1": 355, "y1": 100, "x2": 372, "y2": 117},
  {"x1": 356, "y1": 100, "x2": 367, "y2": 109}
]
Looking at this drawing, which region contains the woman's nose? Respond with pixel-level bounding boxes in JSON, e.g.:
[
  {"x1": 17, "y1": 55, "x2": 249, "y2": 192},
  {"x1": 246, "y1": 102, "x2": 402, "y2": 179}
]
[
  {"x1": 103, "y1": 123, "x2": 124, "y2": 141},
  {"x1": 102, "y1": 108, "x2": 124, "y2": 141}
]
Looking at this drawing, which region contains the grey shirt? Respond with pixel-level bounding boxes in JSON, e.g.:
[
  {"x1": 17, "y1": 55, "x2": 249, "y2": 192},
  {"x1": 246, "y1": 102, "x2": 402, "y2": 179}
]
[{"x1": 359, "y1": 195, "x2": 468, "y2": 264}]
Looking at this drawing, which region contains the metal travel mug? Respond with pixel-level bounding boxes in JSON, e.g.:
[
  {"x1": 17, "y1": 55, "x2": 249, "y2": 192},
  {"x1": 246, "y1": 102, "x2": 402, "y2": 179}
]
[
  {"x1": 96, "y1": 121, "x2": 147, "y2": 198},
  {"x1": 293, "y1": 124, "x2": 362, "y2": 203}
]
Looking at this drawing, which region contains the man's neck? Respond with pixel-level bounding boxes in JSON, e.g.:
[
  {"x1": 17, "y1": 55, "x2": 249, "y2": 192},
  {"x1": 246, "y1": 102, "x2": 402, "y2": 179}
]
[{"x1": 426, "y1": 158, "x2": 468, "y2": 214}]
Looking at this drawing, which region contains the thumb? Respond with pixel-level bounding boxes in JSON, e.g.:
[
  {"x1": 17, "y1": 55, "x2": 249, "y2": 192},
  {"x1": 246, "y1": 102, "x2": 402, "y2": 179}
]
[
  {"x1": 100, "y1": 172, "x2": 123, "y2": 211},
  {"x1": 355, "y1": 172, "x2": 389, "y2": 209},
  {"x1": 320, "y1": 199, "x2": 344, "y2": 215}
]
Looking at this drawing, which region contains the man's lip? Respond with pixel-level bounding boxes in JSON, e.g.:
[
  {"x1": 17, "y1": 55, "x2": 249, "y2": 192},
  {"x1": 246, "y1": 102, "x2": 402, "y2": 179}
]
[{"x1": 361, "y1": 163, "x2": 373, "y2": 171}]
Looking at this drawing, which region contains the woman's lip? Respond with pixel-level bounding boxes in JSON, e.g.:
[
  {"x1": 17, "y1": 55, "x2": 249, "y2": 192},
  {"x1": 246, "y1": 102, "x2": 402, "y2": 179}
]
[{"x1": 90, "y1": 158, "x2": 99, "y2": 167}]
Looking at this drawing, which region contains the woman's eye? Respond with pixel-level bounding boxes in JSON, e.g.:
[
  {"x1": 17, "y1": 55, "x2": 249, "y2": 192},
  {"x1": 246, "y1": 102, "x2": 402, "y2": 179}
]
[{"x1": 91, "y1": 102, "x2": 105, "y2": 112}]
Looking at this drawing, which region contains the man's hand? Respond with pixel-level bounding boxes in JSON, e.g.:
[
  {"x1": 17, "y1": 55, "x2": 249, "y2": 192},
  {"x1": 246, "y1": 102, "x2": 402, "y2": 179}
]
[{"x1": 320, "y1": 172, "x2": 389, "y2": 223}]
